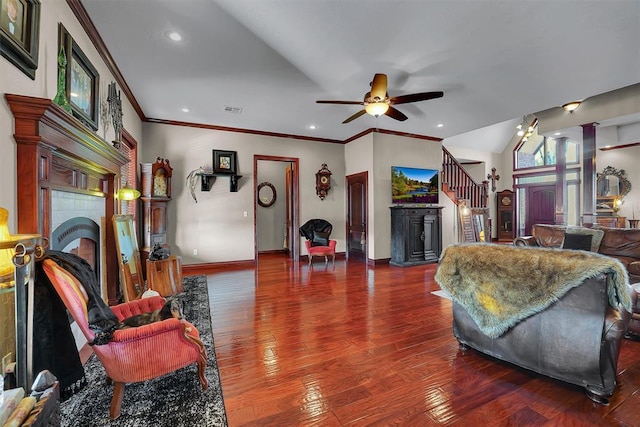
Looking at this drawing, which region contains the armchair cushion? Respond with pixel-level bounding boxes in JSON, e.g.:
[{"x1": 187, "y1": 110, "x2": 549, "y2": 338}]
[
  {"x1": 312, "y1": 231, "x2": 330, "y2": 247},
  {"x1": 566, "y1": 226, "x2": 604, "y2": 252}
]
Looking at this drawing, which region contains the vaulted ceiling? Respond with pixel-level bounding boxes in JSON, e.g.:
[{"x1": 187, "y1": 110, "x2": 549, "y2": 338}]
[{"x1": 81, "y1": 0, "x2": 640, "y2": 151}]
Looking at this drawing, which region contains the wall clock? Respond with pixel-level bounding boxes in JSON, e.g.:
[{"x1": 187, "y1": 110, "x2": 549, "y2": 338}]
[
  {"x1": 147, "y1": 157, "x2": 173, "y2": 198},
  {"x1": 501, "y1": 196, "x2": 512, "y2": 206},
  {"x1": 316, "y1": 163, "x2": 332, "y2": 200}
]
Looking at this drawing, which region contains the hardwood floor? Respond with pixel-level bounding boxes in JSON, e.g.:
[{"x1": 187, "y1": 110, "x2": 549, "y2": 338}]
[{"x1": 204, "y1": 253, "x2": 640, "y2": 426}]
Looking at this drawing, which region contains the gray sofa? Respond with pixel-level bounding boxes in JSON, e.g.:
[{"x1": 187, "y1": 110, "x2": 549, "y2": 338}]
[{"x1": 436, "y1": 244, "x2": 632, "y2": 404}]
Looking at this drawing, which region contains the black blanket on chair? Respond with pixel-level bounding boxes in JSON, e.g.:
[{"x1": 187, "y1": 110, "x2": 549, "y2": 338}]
[{"x1": 33, "y1": 251, "x2": 118, "y2": 400}]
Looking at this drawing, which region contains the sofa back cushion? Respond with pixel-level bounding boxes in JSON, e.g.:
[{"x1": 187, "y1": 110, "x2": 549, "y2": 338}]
[
  {"x1": 565, "y1": 226, "x2": 605, "y2": 252},
  {"x1": 532, "y1": 224, "x2": 566, "y2": 247},
  {"x1": 562, "y1": 233, "x2": 593, "y2": 251},
  {"x1": 599, "y1": 228, "x2": 640, "y2": 259}
]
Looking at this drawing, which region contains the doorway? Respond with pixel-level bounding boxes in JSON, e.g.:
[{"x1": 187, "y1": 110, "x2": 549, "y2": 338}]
[
  {"x1": 346, "y1": 172, "x2": 368, "y2": 262},
  {"x1": 523, "y1": 184, "x2": 556, "y2": 235},
  {"x1": 254, "y1": 155, "x2": 300, "y2": 264}
]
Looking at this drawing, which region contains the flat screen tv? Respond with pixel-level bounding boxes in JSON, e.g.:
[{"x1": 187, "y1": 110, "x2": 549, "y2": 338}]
[{"x1": 391, "y1": 166, "x2": 439, "y2": 205}]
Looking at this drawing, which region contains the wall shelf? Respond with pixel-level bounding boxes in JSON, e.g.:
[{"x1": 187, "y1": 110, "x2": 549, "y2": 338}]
[{"x1": 200, "y1": 173, "x2": 242, "y2": 192}]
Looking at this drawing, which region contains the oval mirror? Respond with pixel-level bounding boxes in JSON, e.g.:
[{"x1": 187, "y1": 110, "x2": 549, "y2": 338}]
[{"x1": 257, "y1": 182, "x2": 277, "y2": 207}]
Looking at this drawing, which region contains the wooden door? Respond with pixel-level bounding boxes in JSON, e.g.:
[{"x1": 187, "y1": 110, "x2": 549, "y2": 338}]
[
  {"x1": 525, "y1": 185, "x2": 555, "y2": 235},
  {"x1": 347, "y1": 172, "x2": 367, "y2": 261},
  {"x1": 285, "y1": 163, "x2": 294, "y2": 259}
]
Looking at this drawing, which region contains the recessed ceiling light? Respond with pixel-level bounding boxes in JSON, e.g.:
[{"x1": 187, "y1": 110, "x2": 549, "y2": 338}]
[
  {"x1": 166, "y1": 31, "x2": 183, "y2": 42},
  {"x1": 437, "y1": 123, "x2": 444, "y2": 128},
  {"x1": 309, "y1": 125, "x2": 317, "y2": 130},
  {"x1": 554, "y1": 132, "x2": 561, "y2": 136},
  {"x1": 605, "y1": 145, "x2": 611, "y2": 148},
  {"x1": 181, "y1": 108, "x2": 189, "y2": 113}
]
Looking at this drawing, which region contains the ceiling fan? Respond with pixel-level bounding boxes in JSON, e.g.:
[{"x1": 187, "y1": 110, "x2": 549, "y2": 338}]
[{"x1": 316, "y1": 73, "x2": 444, "y2": 124}]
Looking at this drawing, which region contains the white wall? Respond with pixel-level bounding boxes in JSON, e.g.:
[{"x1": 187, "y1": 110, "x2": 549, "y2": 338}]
[
  {"x1": 0, "y1": 1, "x2": 142, "y2": 229},
  {"x1": 142, "y1": 122, "x2": 345, "y2": 263},
  {"x1": 597, "y1": 146, "x2": 640, "y2": 222},
  {"x1": 372, "y1": 133, "x2": 444, "y2": 259},
  {"x1": 344, "y1": 133, "x2": 374, "y2": 258}
]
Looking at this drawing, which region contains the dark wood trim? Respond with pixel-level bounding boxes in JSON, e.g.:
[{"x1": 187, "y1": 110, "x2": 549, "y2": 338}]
[
  {"x1": 258, "y1": 249, "x2": 288, "y2": 255},
  {"x1": 368, "y1": 257, "x2": 390, "y2": 266},
  {"x1": 5, "y1": 93, "x2": 129, "y2": 305},
  {"x1": 555, "y1": 137, "x2": 567, "y2": 225},
  {"x1": 66, "y1": 0, "x2": 145, "y2": 121},
  {"x1": 146, "y1": 118, "x2": 344, "y2": 144},
  {"x1": 581, "y1": 123, "x2": 597, "y2": 225},
  {"x1": 183, "y1": 261, "x2": 255, "y2": 275},
  {"x1": 599, "y1": 141, "x2": 640, "y2": 151},
  {"x1": 344, "y1": 128, "x2": 442, "y2": 143}
]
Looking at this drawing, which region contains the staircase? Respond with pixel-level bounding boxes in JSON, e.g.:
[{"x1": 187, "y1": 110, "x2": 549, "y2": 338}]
[{"x1": 442, "y1": 146, "x2": 489, "y2": 208}]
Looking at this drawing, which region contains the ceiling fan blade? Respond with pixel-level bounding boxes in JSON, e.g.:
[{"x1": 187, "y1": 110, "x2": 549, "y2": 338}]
[
  {"x1": 390, "y1": 91, "x2": 444, "y2": 105},
  {"x1": 370, "y1": 74, "x2": 388, "y2": 101},
  {"x1": 385, "y1": 106, "x2": 408, "y2": 121},
  {"x1": 342, "y1": 110, "x2": 367, "y2": 124},
  {"x1": 316, "y1": 100, "x2": 364, "y2": 105}
]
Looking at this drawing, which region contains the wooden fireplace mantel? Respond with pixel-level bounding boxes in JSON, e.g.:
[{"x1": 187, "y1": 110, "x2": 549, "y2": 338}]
[{"x1": 5, "y1": 94, "x2": 129, "y2": 304}]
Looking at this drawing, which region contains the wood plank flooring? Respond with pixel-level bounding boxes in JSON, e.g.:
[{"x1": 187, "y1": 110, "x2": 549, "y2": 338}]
[{"x1": 203, "y1": 254, "x2": 640, "y2": 426}]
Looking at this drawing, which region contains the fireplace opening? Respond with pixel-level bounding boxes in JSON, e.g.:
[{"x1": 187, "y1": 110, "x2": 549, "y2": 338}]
[{"x1": 51, "y1": 217, "x2": 101, "y2": 280}]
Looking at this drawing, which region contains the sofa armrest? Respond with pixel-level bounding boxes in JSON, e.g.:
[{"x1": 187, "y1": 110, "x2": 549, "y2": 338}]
[{"x1": 513, "y1": 236, "x2": 537, "y2": 247}]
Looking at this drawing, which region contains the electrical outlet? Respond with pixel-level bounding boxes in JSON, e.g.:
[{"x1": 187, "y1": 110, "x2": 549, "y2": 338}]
[
  {"x1": 193, "y1": 249, "x2": 198, "y2": 256},
  {"x1": 2, "y1": 352, "x2": 12, "y2": 374}
]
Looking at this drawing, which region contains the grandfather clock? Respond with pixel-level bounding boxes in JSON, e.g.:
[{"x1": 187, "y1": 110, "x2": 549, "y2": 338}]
[
  {"x1": 496, "y1": 189, "x2": 514, "y2": 242},
  {"x1": 140, "y1": 158, "x2": 173, "y2": 261}
]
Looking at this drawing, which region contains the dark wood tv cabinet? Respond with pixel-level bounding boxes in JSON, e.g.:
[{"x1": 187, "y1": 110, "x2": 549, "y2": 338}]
[{"x1": 390, "y1": 206, "x2": 443, "y2": 267}]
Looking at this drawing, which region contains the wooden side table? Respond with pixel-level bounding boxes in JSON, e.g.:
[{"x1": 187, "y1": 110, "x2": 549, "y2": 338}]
[{"x1": 146, "y1": 255, "x2": 183, "y2": 296}]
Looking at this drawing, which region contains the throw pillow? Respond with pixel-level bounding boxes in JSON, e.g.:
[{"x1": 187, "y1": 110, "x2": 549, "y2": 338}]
[
  {"x1": 311, "y1": 231, "x2": 330, "y2": 247},
  {"x1": 565, "y1": 226, "x2": 605, "y2": 252},
  {"x1": 562, "y1": 233, "x2": 593, "y2": 251}
]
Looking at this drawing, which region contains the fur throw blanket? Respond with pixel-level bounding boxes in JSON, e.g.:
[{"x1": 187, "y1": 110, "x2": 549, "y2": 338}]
[{"x1": 435, "y1": 243, "x2": 632, "y2": 338}]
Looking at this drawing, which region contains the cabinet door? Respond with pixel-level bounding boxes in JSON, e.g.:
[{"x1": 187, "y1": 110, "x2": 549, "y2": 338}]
[
  {"x1": 151, "y1": 204, "x2": 167, "y2": 235},
  {"x1": 423, "y1": 213, "x2": 440, "y2": 262},
  {"x1": 405, "y1": 213, "x2": 426, "y2": 262}
]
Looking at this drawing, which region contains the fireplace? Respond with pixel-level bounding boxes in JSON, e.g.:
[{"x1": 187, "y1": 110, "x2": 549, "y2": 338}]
[{"x1": 6, "y1": 94, "x2": 129, "y2": 304}]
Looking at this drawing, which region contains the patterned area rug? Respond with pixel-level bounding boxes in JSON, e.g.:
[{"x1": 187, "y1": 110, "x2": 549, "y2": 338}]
[{"x1": 60, "y1": 275, "x2": 228, "y2": 426}]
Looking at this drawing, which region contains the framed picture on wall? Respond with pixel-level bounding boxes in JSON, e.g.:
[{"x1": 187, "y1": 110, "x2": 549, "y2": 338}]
[
  {"x1": 0, "y1": 0, "x2": 40, "y2": 79},
  {"x1": 59, "y1": 23, "x2": 100, "y2": 131},
  {"x1": 213, "y1": 150, "x2": 237, "y2": 174}
]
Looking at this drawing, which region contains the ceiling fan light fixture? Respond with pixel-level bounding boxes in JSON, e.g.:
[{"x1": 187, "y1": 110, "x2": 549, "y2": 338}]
[
  {"x1": 562, "y1": 101, "x2": 581, "y2": 112},
  {"x1": 365, "y1": 102, "x2": 389, "y2": 117}
]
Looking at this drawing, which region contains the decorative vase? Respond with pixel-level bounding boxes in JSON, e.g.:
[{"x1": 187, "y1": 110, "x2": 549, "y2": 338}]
[{"x1": 53, "y1": 45, "x2": 72, "y2": 113}]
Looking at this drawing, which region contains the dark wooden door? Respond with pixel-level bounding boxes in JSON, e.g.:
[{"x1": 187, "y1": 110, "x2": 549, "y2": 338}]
[
  {"x1": 346, "y1": 172, "x2": 367, "y2": 261},
  {"x1": 285, "y1": 163, "x2": 294, "y2": 259},
  {"x1": 525, "y1": 185, "x2": 555, "y2": 235}
]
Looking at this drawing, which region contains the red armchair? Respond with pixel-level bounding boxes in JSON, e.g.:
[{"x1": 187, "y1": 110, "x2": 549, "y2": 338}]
[
  {"x1": 299, "y1": 219, "x2": 336, "y2": 267},
  {"x1": 42, "y1": 260, "x2": 208, "y2": 420},
  {"x1": 304, "y1": 239, "x2": 337, "y2": 267}
]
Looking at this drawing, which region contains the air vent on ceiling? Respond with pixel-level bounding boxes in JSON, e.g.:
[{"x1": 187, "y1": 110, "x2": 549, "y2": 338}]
[{"x1": 224, "y1": 106, "x2": 243, "y2": 115}]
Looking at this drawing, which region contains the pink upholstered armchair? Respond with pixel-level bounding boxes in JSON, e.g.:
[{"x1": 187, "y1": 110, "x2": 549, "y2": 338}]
[
  {"x1": 42, "y1": 260, "x2": 208, "y2": 420},
  {"x1": 299, "y1": 219, "x2": 337, "y2": 267}
]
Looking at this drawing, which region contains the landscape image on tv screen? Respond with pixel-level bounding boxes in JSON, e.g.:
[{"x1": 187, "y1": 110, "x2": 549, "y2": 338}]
[{"x1": 392, "y1": 166, "x2": 439, "y2": 205}]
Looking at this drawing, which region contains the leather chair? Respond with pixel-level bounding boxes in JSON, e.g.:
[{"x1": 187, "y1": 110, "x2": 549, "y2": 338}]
[
  {"x1": 299, "y1": 219, "x2": 337, "y2": 267},
  {"x1": 42, "y1": 259, "x2": 208, "y2": 419}
]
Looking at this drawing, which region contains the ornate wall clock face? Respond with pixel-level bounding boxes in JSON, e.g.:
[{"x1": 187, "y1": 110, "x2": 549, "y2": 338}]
[
  {"x1": 501, "y1": 196, "x2": 512, "y2": 206},
  {"x1": 315, "y1": 163, "x2": 332, "y2": 200},
  {"x1": 153, "y1": 169, "x2": 168, "y2": 197}
]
